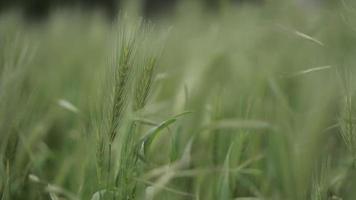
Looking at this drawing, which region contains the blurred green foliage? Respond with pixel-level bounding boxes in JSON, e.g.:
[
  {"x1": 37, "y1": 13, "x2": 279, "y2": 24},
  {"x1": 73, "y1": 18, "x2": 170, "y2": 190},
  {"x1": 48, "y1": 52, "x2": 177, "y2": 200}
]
[{"x1": 1, "y1": 1, "x2": 356, "y2": 200}]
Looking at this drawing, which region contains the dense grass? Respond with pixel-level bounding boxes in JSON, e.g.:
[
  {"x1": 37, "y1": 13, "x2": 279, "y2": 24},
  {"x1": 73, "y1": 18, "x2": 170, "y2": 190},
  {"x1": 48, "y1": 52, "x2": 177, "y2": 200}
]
[{"x1": 2, "y1": 1, "x2": 356, "y2": 199}]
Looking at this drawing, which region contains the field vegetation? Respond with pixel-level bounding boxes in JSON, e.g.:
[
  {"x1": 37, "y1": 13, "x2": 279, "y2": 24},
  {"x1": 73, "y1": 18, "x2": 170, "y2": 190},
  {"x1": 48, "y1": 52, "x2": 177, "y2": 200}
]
[{"x1": 1, "y1": 1, "x2": 356, "y2": 199}]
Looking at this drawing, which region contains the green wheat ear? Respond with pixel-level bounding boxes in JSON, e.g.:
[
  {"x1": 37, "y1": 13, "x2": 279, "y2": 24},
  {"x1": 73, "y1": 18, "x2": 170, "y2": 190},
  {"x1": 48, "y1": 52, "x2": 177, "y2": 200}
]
[
  {"x1": 3, "y1": 131, "x2": 18, "y2": 166},
  {"x1": 109, "y1": 44, "x2": 135, "y2": 143},
  {"x1": 110, "y1": 21, "x2": 163, "y2": 200},
  {"x1": 133, "y1": 57, "x2": 157, "y2": 112},
  {"x1": 94, "y1": 19, "x2": 141, "y2": 191},
  {"x1": 338, "y1": 68, "x2": 356, "y2": 165}
]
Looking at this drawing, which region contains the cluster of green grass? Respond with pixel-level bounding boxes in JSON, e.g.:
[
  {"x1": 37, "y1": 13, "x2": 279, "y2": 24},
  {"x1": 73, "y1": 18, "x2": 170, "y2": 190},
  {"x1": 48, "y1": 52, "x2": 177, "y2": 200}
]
[{"x1": 2, "y1": 1, "x2": 356, "y2": 199}]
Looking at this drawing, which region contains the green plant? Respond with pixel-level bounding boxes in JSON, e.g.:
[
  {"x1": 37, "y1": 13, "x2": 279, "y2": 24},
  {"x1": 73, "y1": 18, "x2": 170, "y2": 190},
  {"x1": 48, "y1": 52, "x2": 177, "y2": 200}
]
[{"x1": 2, "y1": 2, "x2": 356, "y2": 199}]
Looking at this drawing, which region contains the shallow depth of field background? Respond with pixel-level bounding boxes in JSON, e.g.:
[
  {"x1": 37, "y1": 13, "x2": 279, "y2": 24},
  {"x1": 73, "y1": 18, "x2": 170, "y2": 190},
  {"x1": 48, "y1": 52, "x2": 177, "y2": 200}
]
[{"x1": 1, "y1": 0, "x2": 356, "y2": 200}]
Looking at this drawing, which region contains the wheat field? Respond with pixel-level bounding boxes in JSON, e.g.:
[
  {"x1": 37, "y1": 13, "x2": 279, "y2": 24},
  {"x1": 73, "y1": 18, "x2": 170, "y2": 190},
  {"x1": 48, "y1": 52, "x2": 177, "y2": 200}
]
[{"x1": 1, "y1": 1, "x2": 356, "y2": 199}]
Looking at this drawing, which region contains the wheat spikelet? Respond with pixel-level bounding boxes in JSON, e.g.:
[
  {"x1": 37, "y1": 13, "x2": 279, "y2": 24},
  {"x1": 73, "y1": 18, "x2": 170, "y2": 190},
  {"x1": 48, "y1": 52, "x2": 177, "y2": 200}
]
[
  {"x1": 133, "y1": 57, "x2": 156, "y2": 111},
  {"x1": 109, "y1": 44, "x2": 135, "y2": 143}
]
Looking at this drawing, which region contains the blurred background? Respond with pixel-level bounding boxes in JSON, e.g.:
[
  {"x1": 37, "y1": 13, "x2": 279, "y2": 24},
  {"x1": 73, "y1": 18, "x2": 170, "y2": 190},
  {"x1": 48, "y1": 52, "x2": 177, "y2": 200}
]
[{"x1": 0, "y1": 0, "x2": 333, "y2": 20}]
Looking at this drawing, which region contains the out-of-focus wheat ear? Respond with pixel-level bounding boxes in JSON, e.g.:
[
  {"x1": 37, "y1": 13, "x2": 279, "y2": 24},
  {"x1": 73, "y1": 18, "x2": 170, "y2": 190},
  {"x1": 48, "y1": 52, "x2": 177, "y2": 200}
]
[
  {"x1": 338, "y1": 67, "x2": 356, "y2": 165},
  {"x1": 95, "y1": 130, "x2": 105, "y2": 185},
  {"x1": 133, "y1": 57, "x2": 157, "y2": 112},
  {"x1": 4, "y1": 130, "x2": 19, "y2": 166}
]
